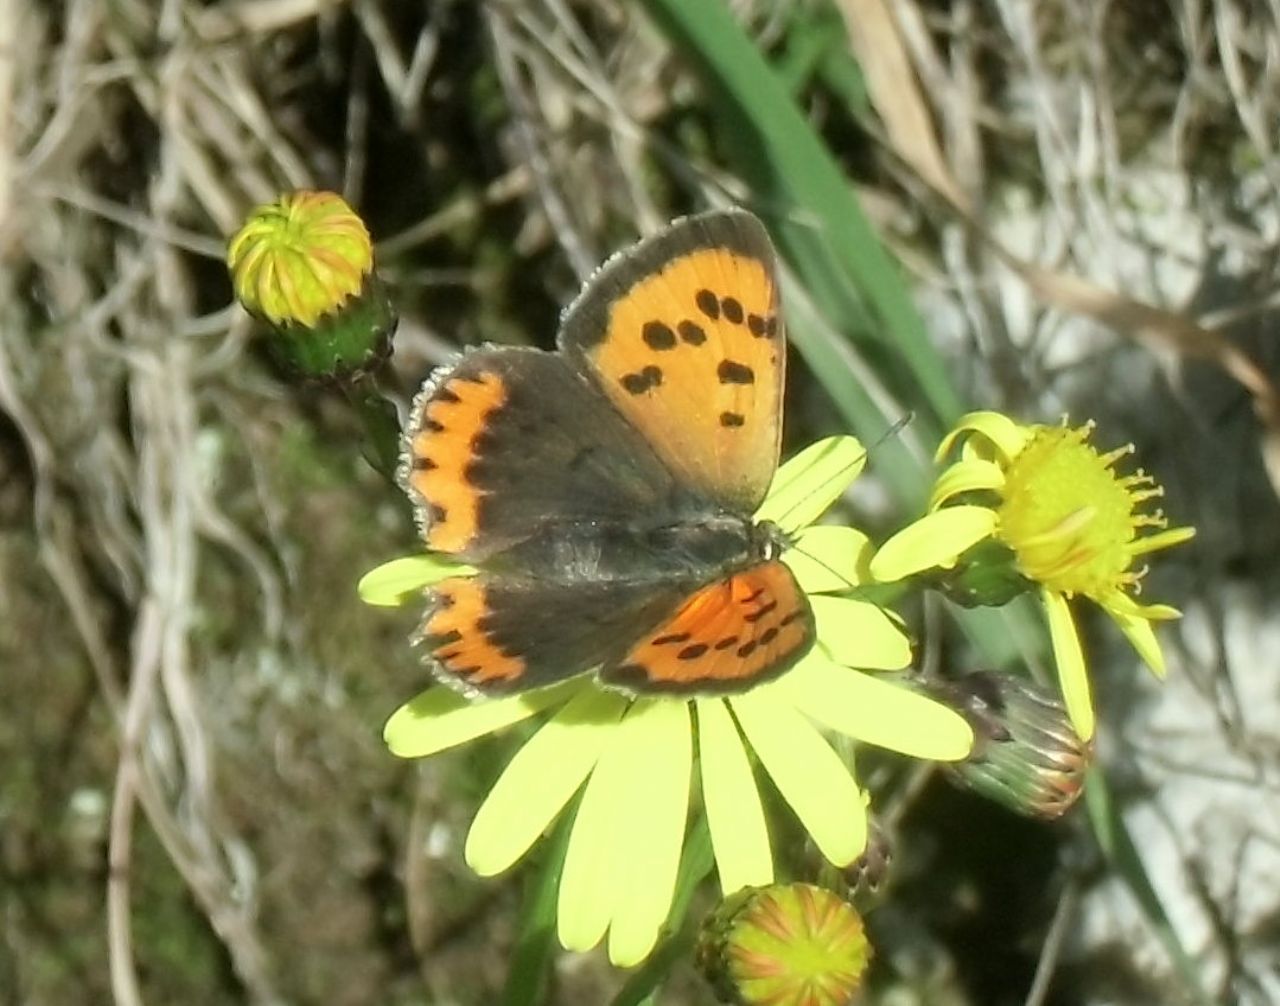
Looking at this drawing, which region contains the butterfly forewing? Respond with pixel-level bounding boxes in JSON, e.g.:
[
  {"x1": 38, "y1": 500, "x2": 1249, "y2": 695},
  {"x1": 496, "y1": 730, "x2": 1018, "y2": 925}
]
[
  {"x1": 403, "y1": 348, "x2": 678, "y2": 563},
  {"x1": 558, "y1": 210, "x2": 785, "y2": 515}
]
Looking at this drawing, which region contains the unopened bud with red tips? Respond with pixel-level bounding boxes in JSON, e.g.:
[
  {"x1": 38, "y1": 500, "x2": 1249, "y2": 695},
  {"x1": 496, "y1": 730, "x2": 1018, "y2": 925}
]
[
  {"x1": 696, "y1": 884, "x2": 872, "y2": 1006},
  {"x1": 933, "y1": 671, "x2": 1092, "y2": 820},
  {"x1": 227, "y1": 191, "x2": 395, "y2": 379}
]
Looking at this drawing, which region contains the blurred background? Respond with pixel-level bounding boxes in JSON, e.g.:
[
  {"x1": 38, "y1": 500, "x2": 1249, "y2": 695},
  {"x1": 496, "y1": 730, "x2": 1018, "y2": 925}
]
[{"x1": 3, "y1": 0, "x2": 1279, "y2": 1003}]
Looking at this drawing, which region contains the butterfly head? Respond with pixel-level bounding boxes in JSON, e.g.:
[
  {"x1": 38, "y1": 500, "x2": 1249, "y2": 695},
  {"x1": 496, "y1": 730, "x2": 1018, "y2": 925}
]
[{"x1": 750, "y1": 519, "x2": 792, "y2": 562}]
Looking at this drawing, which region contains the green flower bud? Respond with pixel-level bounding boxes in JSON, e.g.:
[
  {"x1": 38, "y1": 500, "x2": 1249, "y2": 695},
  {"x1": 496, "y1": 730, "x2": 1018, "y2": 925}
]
[
  {"x1": 935, "y1": 671, "x2": 1092, "y2": 820},
  {"x1": 227, "y1": 191, "x2": 395, "y2": 379},
  {"x1": 697, "y1": 884, "x2": 872, "y2": 1006}
]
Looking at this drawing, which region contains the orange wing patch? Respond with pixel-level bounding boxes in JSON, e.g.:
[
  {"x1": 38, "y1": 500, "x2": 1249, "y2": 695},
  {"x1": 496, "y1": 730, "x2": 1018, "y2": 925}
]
[
  {"x1": 419, "y1": 576, "x2": 527, "y2": 690},
  {"x1": 602, "y1": 560, "x2": 813, "y2": 694},
  {"x1": 405, "y1": 371, "x2": 507, "y2": 554},
  {"x1": 589, "y1": 247, "x2": 781, "y2": 512},
  {"x1": 561, "y1": 211, "x2": 784, "y2": 513}
]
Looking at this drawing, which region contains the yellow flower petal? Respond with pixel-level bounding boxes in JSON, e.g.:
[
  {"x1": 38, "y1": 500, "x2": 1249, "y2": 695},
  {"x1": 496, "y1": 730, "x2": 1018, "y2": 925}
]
[
  {"x1": 465, "y1": 687, "x2": 628, "y2": 876},
  {"x1": 383, "y1": 679, "x2": 583, "y2": 757},
  {"x1": 606, "y1": 700, "x2": 692, "y2": 967},
  {"x1": 781, "y1": 654, "x2": 974, "y2": 761},
  {"x1": 785, "y1": 525, "x2": 873, "y2": 593},
  {"x1": 557, "y1": 707, "x2": 639, "y2": 954},
  {"x1": 1127, "y1": 525, "x2": 1196, "y2": 556},
  {"x1": 1137, "y1": 603, "x2": 1181, "y2": 622},
  {"x1": 696, "y1": 699, "x2": 772, "y2": 894},
  {"x1": 1107, "y1": 605, "x2": 1168, "y2": 679},
  {"x1": 870, "y1": 506, "x2": 997, "y2": 581},
  {"x1": 730, "y1": 689, "x2": 867, "y2": 866},
  {"x1": 1042, "y1": 588, "x2": 1095, "y2": 741},
  {"x1": 812, "y1": 596, "x2": 912, "y2": 670},
  {"x1": 1105, "y1": 590, "x2": 1181, "y2": 623},
  {"x1": 937, "y1": 411, "x2": 1030, "y2": 464},
  {"x1": 756, "y1": 436, "x2": 866, "y2": 532},
  {"x1": 928, "y1": 459, "x2": 1005, "y2": 510},
  {"x1": 557, "y1": 699, "x2": 691, "y2": 961},
  {"x1": 357, "y1": 555, "x2": 474, "y2": 606}
]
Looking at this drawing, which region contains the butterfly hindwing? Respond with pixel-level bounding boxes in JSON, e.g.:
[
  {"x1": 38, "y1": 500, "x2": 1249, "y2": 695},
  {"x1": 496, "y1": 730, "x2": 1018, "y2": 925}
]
[
  {"x1": 421, "y1": 561, "x2": 813, "y2": 696},
  {"x1": 601, "y1": 560, "x2": 814, "y2": 694},
  {"x1": 420, "y1": 574, "x2": 693, "y2": 694},
  {"x1": 558, "y1": 210, "x2": 784, "y2": 514},
  {"x1": 402, "y1": 347, "x2": 679, "y2": 563}
]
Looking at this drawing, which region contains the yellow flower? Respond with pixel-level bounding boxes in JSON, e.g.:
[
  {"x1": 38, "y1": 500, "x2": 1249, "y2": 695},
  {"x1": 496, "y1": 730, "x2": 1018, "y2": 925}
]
[
  {"x1": 227, "y1": 190, "x2": 373, "y2": 328},
  {"x1": 362, "y1": 437, "x2": 974, "y2": 966},
  {"x1": 871, "y1": 412, "x2": 1196, "y2": 741}
]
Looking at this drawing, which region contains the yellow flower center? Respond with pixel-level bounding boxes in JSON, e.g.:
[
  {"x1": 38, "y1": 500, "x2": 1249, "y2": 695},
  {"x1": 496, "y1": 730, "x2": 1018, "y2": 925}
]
[{"x1": 995, "y1": 424, "x2": 1168, "y2": 600}]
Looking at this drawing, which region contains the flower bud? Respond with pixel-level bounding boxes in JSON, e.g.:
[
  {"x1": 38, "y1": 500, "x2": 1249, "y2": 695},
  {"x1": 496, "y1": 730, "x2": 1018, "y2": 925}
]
[
  {"x1": 933, "y1": 671, "x2": 1092, "y2": 820},
  {"x1": 697, "y1": 884, "x2": 872, "y2": 1006},
  {"x1": 227, "y1": 191, "x2": 395, "y2": 378}
]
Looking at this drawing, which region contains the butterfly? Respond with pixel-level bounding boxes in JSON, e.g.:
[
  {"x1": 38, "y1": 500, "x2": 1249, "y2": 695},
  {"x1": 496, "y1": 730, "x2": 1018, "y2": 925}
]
[{"x1": 400, "y1": 209, "x2": 815, "y2": 695}]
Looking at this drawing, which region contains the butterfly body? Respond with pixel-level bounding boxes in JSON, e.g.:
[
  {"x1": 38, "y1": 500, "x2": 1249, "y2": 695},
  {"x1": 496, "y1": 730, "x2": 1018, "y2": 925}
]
[{"x1": 401, "y1": 210, "x2": 815, "y2": 696}]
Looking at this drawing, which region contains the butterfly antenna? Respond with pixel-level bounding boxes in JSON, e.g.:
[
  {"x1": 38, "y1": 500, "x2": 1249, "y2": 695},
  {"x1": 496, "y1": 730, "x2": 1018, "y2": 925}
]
[
  {"x1": 772, "y1": 412, "x2": 915, "y2": 534},
  {"x1": 777, "y1": 413, "x2": 916, "y2": 596}
]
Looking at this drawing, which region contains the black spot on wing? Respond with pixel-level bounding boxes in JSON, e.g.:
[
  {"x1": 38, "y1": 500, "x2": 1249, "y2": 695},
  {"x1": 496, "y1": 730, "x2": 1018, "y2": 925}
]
[
  {"x1": 620, "y1": 365, "x2": 663, "y2": 395},
  {"x1": 720, "y1": 297, "x2": 744, "y2": 324},
  {"x1": 695, "y1": 289, "x2": 720, "y2": 319},
  {"x1": 743, "y1": 600, "x2": 778, "y2": 624},
  {"x1": 677, "y1": 320, "x2": 707, "y2": 345},
  {"x1": 717, "y1": 360, "x2": 755, "y2": 385},
  {"x1": 642, "y1": 321, "x2": 677, "y2": 350},
  {"x1": 653, "y1": 632, "x2": 692, "y2": 646},
  {"x1": 720, "y1": 412, "x2": 746, "y2": 428},
  {"x1": 677, "y1": 643, "x2": 709, "y2": 660}
]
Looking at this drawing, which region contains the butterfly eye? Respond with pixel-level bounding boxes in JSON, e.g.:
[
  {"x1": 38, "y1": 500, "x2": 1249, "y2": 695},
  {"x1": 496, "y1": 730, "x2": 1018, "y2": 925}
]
[{"x1": 750, "y1": 520, "x2": 791, "y2": 562}]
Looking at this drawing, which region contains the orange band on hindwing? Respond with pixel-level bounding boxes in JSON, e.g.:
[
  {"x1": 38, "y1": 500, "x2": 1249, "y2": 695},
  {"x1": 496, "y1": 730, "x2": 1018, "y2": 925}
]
[
  {"x1": 421, "y1": 577, "x2": 527, "y2": 687},
  {"x1": 406, "y1": 372, "x2": 507, "y2": 554},
  {"x1": 602, "y1": 560, "x2": 814, "y2": 694}
]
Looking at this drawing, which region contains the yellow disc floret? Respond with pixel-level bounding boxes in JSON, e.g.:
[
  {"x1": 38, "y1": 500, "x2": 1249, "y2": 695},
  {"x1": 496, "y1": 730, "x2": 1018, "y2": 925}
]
[{"x1": 996, "y1": 423, "x2": 1166, "y2": 599}]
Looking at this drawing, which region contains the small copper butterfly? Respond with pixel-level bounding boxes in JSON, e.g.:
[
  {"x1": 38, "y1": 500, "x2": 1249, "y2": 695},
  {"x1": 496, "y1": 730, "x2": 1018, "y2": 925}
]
[{"x1": 400, "y1": 209, "x2": 814, "y2": 694}]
